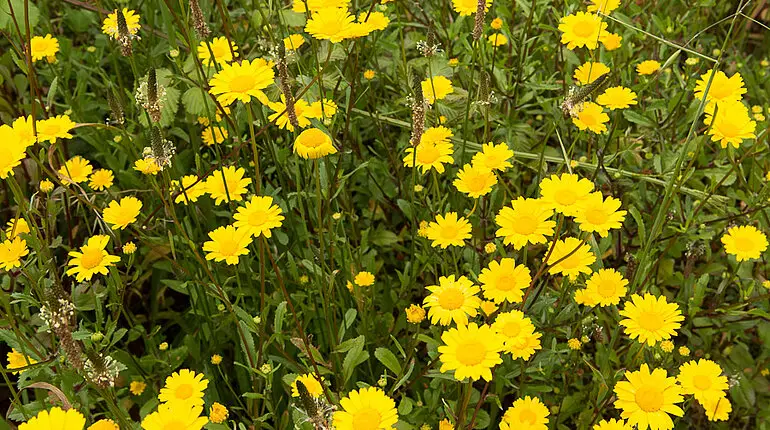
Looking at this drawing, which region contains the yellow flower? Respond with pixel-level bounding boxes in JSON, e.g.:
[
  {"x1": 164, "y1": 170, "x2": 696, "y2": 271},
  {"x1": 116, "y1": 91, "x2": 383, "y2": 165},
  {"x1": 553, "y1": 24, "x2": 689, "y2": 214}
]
[
  {"x1": 574, "y1": 268, "x2": 628, "y2": 307},
  {"x1": 5, "y1": 218, "x2": 29, "y2": 238},
  {"x1": 305, "y1": 98, "x2": 338, "y2": 121},
  {"x1": 492, "y1": 310, "x2": 542, "y2": 359},
  {"x1": 614, "y1": 364, "x2": 684, "y2": 430},
  {"x1": 291, "y1": 373, "x2": 324, "y2": 397},
  {"x1": 636, "y1": 60, "x2": 661, "y2": 75},
  {"x1": 159, "y1": 368, "x2": 209, "y2": 406},
  {"x1": 197, "y1": 37, "x2": 238, "y2": 64},
  {"x1": 203, "y1": 226, "x2": 252, "y2": 265},
  {"x1": 88, "y1": 169, "x2": 114, "y2": 190},
  {"x1": 572, "y1": 102, "x2": 609, "y2": 134},
  {"x1": 102, "y1": 9, "x2": 141, "y2": 39},
  {"x1": 305, "y1": 8, "x2": 356, "y2": 43},
  {"x1": 12, "y1": 116, "x2": 36, "y2": 148},
  {"x1": 354, "y1": 271, "x2": 375, "y2": 286},
  {"x1": 201, "y1": 125, "x2": 228, "y2": 146},
  {"x1": 268, "y1": 97, "x2": 312, "y2": 131},
  {"x1": 660, "y1": 341, "x2": 673, "y2": 352},
  {"x1": 423, "y1": 275, "x2": 481, "y2": 326},
  {"x1": 704, "y1": 100, "x2": 756, "y2": 149},
  {"x1": 292, "y1": 0, "x2": 350, "y2": 13},
  {"x1": 211, "y1": 354, "x2": 223, "y2": 365},
  {"x1": 539, "y1": 173, "x2": 594, "y2": 216},
  {"x1": 58, "y1": 156, "x2": 93, "y2": 184},
  {"x1": 545, "y1": 237, "x2": 596, "y2": 281},
  {"x1": 619, "y1": 293, "x2": 684, "y2": 346},
  {"x1": 173, "y1": 175, "x2": 207, "y2": 204},
  {"x1": 491, "y1": 17, "x2": 503, "y2": 29},
  {"x1": 18, "y1": 407, "x2": 86, "y2": 430},
  {"x1": 593, "y1": 418, "x2": 633, "y2": 430},
  {"x1": 721, "y1": 225, "x2": 768, "y2": 261},
  {"x1": 123, "y1": 242, "x2": 137, "y2": 254},
  {"x1": 159, "y1": 342, "x2": 169, "y2": 351},
  {"x1": 499, "y1": 396, "x2": 549, "y2": 430},
  {"x1": 495, "y1": 197, "x2": 556, "y2": 249},
  {"x1": 364, "y1": 69, "x2": 376, "y2": 80},
  {"x1": 209, "y1": 402, "x2": 229, "y2": 424},
  {"x1": 66, "y1": 235, "x2": 120, "y2": 282},
  {"x1": 133, "y1": 158, "x2": 162, "y2": 175},
  {"x1": 574, "y1": 192, "x2": 627, "y2": 237},
  {"x1": 103, "y1": 196, "x2": 142, "y2": 230},
  {"x1": 677, "y1": 359, "x2": 728, "y2": 403},
  {"x1": 30, "y1": 34, "x2": 59, "y2": 62},
  {"x1": 438, "y1": 322, "x2": 504, "y2": 381},
  {"x1": 356, "y1": 11, "x2": 390, "y2": 33},
  {"x1": 678, "y1": 346, "x2": 690, "y2": 356},
  {"x1": 421, "y1": 76, "x2": 454, "y2": 104},
  {"x1": 587, "y1": 0, "x2": 621, "y2": 13},
  {"x1": 283, "y1": 34, "x2": 305, "y2": 51},
  {"x1": 453, "y1": 163, "x2": 497, "y2": 198},
  {"x1": 597, "y1": 86, "x2": 638, "y2": 110},
  {"x1": 333, "y1": 388, "x2": 398, "y2": 430},
  {"x1": 130, "y1": 380, "x2": 146, "y2": 395},
  {"x1": 478, "y1": 258, "x2": 531, "y2": 304},
  {"x1": 7, "y1": 348, "x2": 37, "y2": 373},
  {"x1": 141, "y1": 402, "x2": 208, "y2": 430},
  {"x1": 484, "y1": 242, "x2": 497, "y2": 254},
  {"x1": 472, "y1": 142, "x2": 513, "y2": 171},
  {"x1": 567, "y1": 338, "x2": 582, "y2": 350},
  {"x1": 439, "y1": 419, "x2": 454, "y2": 430},
  {"x1": 40, "y1": 179, "x2": 54, "y2": 192},
  {"x1": 600, "y1": 32, "x2": 622, "y2": 51},
  {"x1": 294, "y1": 128, "x2": 337, "y2": 159},
  {"x1": 403, "y1": 138, "x2": 454, "y2": 173},
  {"x1": 0, "y1": 126, "x2": 27, "y2": 179},
  {"x1": 558, "y1": 12, "x2": 609, "y2": 50},
  {"x1": 37, "y1": 115, "x2": 76, "y2": 143},
  {"x1": 88, "y1": 419, "x2": 119, "y2": 430},
  {"x1": 405, "y1": 304, "x2": 426, "y2": 323},
  {"x1": 233, "y1": 196, "x2": 284, "y2": 238},
  {"x1": 573, "y1": 62, "x2": 610, "y2": 85},
  {"x1": 451, "y1": 0, "x2": 492, "y2": 16},
  {"x1": 480, "y1": 300, "x2": 498, "y2": 315},
  {"x1": 209, "y1": 58, "x2": 275, "y2": 106},
  {"x1": 425, "y1": 212, "x2": 472, "y2": 248},
  {"x1": 694, "y1": 69, "x2": 746, "y2": 107},
  {"x1": 488, "y1": 33, "x2": 508, "y2": 46},
  {"x1": 701, "y1": 395, "x2": 731, "y2": 422},
  {"x1": 206, "y1": 166, "x2": 251, "y2": 204},
  {"x1": 448, "y1": 58, "x2": 459, "y2": 66}
]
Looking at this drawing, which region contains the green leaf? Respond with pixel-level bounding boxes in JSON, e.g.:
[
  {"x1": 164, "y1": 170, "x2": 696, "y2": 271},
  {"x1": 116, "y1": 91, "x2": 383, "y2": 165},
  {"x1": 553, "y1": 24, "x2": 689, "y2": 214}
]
[
  {"x1": 623, "y1": 110, "x2": 658, "y2": 128},
  {"x1": 47, "y1": 76, "x2": 58, "y2": 110},
  {"x1": 182, "y1": 87, "x2": 214, "y2": 117},
  {"x1": 0, "y1": 0, "x2": 40, "y2": 31},
  {"x1": 374, "y1": 347, "x2": 402, "y2": 375}
]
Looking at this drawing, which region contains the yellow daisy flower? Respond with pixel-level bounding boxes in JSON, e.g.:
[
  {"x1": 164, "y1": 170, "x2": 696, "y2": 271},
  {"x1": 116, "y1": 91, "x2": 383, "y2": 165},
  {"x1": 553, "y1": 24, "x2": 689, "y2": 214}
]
[
  {"x1": 291, "y1": 0, "x2": 349, "y2": 13},
  {"x1": 495, "y1": 197, "x2": 556, "y2": 249},
  {"x1": 677, "y1": 359, "x2": 728, "y2": 403},
  {"x1": 636, "y1": 60, "x2": 661, "y2": 75},
  {"x1": 694, "y1": 69, "x2": 746, "y2": 107},
  {"x1": 488, "y1": 33, "x2": 508, "y2": 46},
  {"x1": 567, "y1": 338, "x2": 582, "y2": 350},
  {"x1": 587, "y1": 0, "x2": 621, "y2": 13},
  {"x1": 614, "y1": 364, "x2": 684, "y2": 430},
  {"x1": 37, "y1": 115, "x2": 76, "y2": 143},
  {"x1": 491, "y1": 17, "x2": 503, "y2": 29},
  {"x1": 545, "y1": 237, "x2": 596, "y2": 281},
  {"x1": 539, "y1": 173, "x2": 594, "y2": 216},
  {"x1": 233, "y1": 196, "x2": 284, "y2": 238},
  {"x1": 333, "y1": 387, "x2": 398, "y2": 429},
  {"x1": 203, "y1": 226, "x2": 252, "y2": 265},
  {"x1": 209, "y1": 58, "x2": 275, "y2": 106},
  {"x1": 268, "y1": 97, "x2": 312, "y2": 131},
  {"x1": 438, "y1": 322, "x2": 504, "y2": 381},
  {"x1": 102, "y1": 9, "x2": 141, "y2": 39},
  {"x1": 451, "y1": 0, "x2": 492, "y2": 16},
  {"x1": 206, "y1": 166, "x2": 251, "y2": 204},
  {"x1": 197, "y1": 37, "x2": 238, "y2": 64},
  {"x1": 18, "y1": 407, "x2": 86, "y2": 430},
  {"x1": 492, "y1": 310, "x2": 542, "y2": 360},
  {"x1": 499, "y1": 396, "x2": 549, "y2": 430},
  {"x1": 478, "y1": 258, "x2": 531, "y2": 304},
  {"x1": 12, "y1": 115, "x2": 37, "y2": 148},
  {"x1": 558, "y1": 12, "x2": 609, "y2": 50},
  {"x1": 66, "y1": 235, "x2": 120, "y2": 282},
  {"x1": 209, "y1": 402, "x2": 228, "y2": 424},
  {"x1": 294, "y1": 128, "x2": 337, "y2": 159},
  {"x1": 423, "y1": 275, "x2": 481, "y2": 326},
  {"x1": 134, "y1": 158, "x2": 162, "y2": 175},
  {"x1": 425, "y1": 212, "x2": 472, "y2": 248},
  {"x1": 403, "y1": 140, "x2": 454, "y2": 174},
  {"x1": 453, "y1": 163, "x2": 497, "y2": 198},
  {"x1": 30, "y1": 34, "x2": 59, "y2": 62},
  {"x1": 58, "y1": 156, "x2": 93, "y2": 184},
  {"x1": 600, "y1": 32, "x2": 622, "y2": 51},
  {"x1": 471, "y1": 142, "x2": 513, "y2": 171},
  {"x1": 480, "y1": 300, "x2": 498, "y2": 315},
  {"x1": 405, "y1": 304, "x2": 427, "y2": 323},
  {"x1": 572, "y1": 102, "x2": 610, "y2": 134},
  {"x1": 421, "y1": 76, "x2": 454, "y2": 104},
  {"x1": 363, "y1": 69, "x2": 376, "y2": 80},
  {"x1": 159, "y1": 368, "x2": 209, "y2": 406},
  {"x1": 597, "y1": 86, "x2": 638, "y2": 110},
  {"x1": 304, "y1": 8, "x2": 356, "y2": 43},
  {"x1": 5, "y1": 218, "x2": 29, "y2": 238},
  {"x1": 88, "y1": 169, "x2": 114, "y2": 190},
  {"x1": 173, "y1": 175, "x2": 207, "y2": 204},
  {"x1": 574, "y1": 192, "x2": 627, "y2": 237},
  {"x1": 88, "y1": 419, "x2": 119, "y2": 430},
  {"x1": 0, "y1": 127, "x2": 26, "y2": 179},
  {"x1": 704, "y1": 100, "x2": 756, "y2": 149},
  {"x1": 619, "y1": 293, "x2": 684, "y2": 346},
  {"x1": 573, "y1": 62, "x2": 611, "y2": 85},
  {"x1": 122, "y1": 242, "x2": 137, "y2": 255},
  {"x1": 7, "y1": 348, "x2": 38, "y2": 373},
  {"x1": 355, "y1": 11, "x2": 390, "y2": 34},
  {"x1": 575, "y1": 268, "x2": 628, "y2": 307},
  {"x1": 593, "y1": 418, "x2": 633, "y2": 430},
  {"x1": 201, "y1": 126, "x2": 229, "y2": 146},
  {"x1": 141, "y1": 402, "x2": 208, "y2": 430},
  {"x1": 130, "y1": 381, "x2": 147, "y2": 395},
  {"x1": 354, "y1": 271, "x2": 375, "y2": 286},
  {"x1": 701, "y1": 395, "x2": 731, "y2": 422},
  {"x1": 103, "y1": 196, "x2": 142, "y2": 230},
  {"x1": 305, "y1": 98, "x2": 338, "y2": 121},
  {"x1": 283, "y1": 34, "x2": 305, "y2": 51},
  {"x1": 291, "y1": 373, "x2": 324, "y2": 398},
  {"x1": 721, "y1": 225, "x2": 768, "y2": 261}
]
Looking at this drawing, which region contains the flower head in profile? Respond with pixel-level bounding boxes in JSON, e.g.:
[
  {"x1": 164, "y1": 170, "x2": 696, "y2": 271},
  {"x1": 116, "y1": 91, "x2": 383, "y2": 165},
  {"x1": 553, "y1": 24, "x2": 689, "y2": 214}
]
[
  {"x1": 488, "y1": 33, "x2": 508, "y2": 46},
  {"x1": 103, "y1": 196, "x2": 142, "y2": 230},
  {"x1": 545, "y1": 237, "x2": 596, "y2": 281},
  {"x1": 305, "y1": 8, "x2": 356, "y2": 43},
  {"x1": 636, "y1": 60, "x2": 660, "y2": 75},
  {"x1": 206, "y1": 166, "x2": 251, "y2": 204},
  {"x1": 587, "y1": 0, "x2": 621, "y2": 13},
  {"x1": 574, "y1": 268, "x2": 628, "y2": 307},
  {"x1": 203, "y1": 226, "x2": 252, "y2": 265},
  {"x1": 572, "y1": 102, "x2": 609, "y2": 134},
  {"x1": 0, "y1": 237, "x2": 28, "y2": 271},
  {"x1": 573, "y1": 62, "x2": 610, "y2": 85},
  {"x1": 574, "y1": 192, "x2": 627, "y2": 237},
  {"x1": 5, "y1": 218, "x2": 29, "y2": 238},
  {"x1": 18, "y1": 407, "x2": 86, "y2": 430},
  {"x1": 694, "y1": 69, "x2": 746, "y2": 107},
  {"x1": 201, "y1": 126, "x2": 228, "y2": 146},
  {"x1": 141, "y1": 402, "x2": 208, "y2": 430},
  {"x1": 600, "y1": 33, "x2": 622, "y2": 50},
  {"x1": 704, "y1": 100, "x2": 756, "y2": 149},
  {"x1": 89, "y1": 419, "x2": 119, "y2": 430},
  {"x1": 451, "y1": 0, "x2": 492, "y2": 16},
  {"x1": 597, "y1": 86, "x2": 637, "y2": 110},
  {"x1": 102, "y1": 9, "x2": 141, "y2": 39},
  {"x1": 492, "y1": 310, "x2": 542, "y2": 360},
  {"x1": 233, "y1": 196, "x2": 284, "y2": 238},
  {"x1": 268, "y1": 97, "x2": 312, "y2": 131},
  {"x1": 89, "y1": 169, "x2": 114, "y2": 190},
  {"x1": 423, "y1": 275, "x2": 481, "y2": 326},
  {"x1": 197, "y1": 37, "x2": 238, "y2": 64},
  {"x1": 619, "y1": 293, "x2": 684, "y2": 346},
  {"x1": 558, "y1": 12, "x2": 609, "y2": 50},
  {"x1": 134, "y1": 158, "x2": 163, "y2": 175},
  {"x1": 332, "y1": 387, "x2": 398, "y2": 430},
  {"x1": 283, "y1": 34, "x2": 305, "y2": 51},
  {"x1": 453, "y1": 163, "x2": 497, "y2": 198},
  {"x1": 12, "y1": 116, "x2": 37, "y2": 148},
  {"x1": 614, "y1": 364, "x2": 684, "y2": 430},
  {"x1": 159, "y1": 369, "x2": 209, "y2": 406},
  {"x1": 37, "y1": 115, "x2": 76, "y2": 143},
  {"x1": 294, "y1": 128, "x2": 337, "y2": 159},
  {"x1": 0, "y1": 126, "x2": 27, "y2": 179},
  {"x1": 292, "y1": 0, "x2": 350, "y2": 13},
  {"x1": 539, "y1": 173, "x2": 594, "y2": 216},
  {"x1": 291, "y1": 373, "x2": 324, "y2": 398},
  {"x1": 479, "y1": 258, "x2": 531, "y2": 304},
  {"x1": 66, "y1": 235, "x2": 120, "y2": 282},
  {"x1": 721, "y1": 225, "x2": 767, "y2": 261},
  {"x1": 472, "y1": 142, "x2": 513, "y2": 171},
  {"x1": 30, "y1": 34, "x2": 59, "y2": 62},
  {"x1": 174, "y1": 175, "x2": 207, "y2": 204},
  {"x1": 354, "y1": 11, "x2": 390, "y2": 35},
  {"x1": 495, "y1": 197, "x2": 556, "y2": 249},
  {"x1": 438, "y1": 322, "x2": 504, "y2": 381},
  {"x1": 592, "y1": 419, "x2": 633, "y2": 430},
  {"x1": 677, "y1": 359, "x2": 728, "y2": 403},
  {"x1": 425, "y1": 212, "x2": 472, "y2": 248},
  {"x1": 701, "y1": 395, "x2": 731, "y2": 422},
  {"x1": 7, "y1": 348, "x2": 38, "y2": 373},
  {"x1": 405, "y1": 304, "x2": 426, "y2": 323},
  {"x1": 209, "y1": 403, "x2": 228, "y2": 424},
  {"x1": 422, "y1": 76, "x2": 454, "y2": 104},
  {"x1": 305, "y1": 99, "x2": 338, "y2": 121},
  {"x1": 499, "y1": 396, "x2": 549, "y2": 430},
  {"x1": 209, "y1": 59, "x2": 275, "y2": 106}
]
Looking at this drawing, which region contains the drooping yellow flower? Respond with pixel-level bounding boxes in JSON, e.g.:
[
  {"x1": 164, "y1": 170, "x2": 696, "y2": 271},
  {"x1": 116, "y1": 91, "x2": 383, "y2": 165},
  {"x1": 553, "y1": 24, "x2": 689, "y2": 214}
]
[
  {"x1": 451, "y1": 0, "x2": 492, "y2": 16},
  {"x1": 294, "y1": 128, "x2": 337, "y2": 159},
  {"x1": 597, "y1": 86, "x2": 638, "y2": 110},
  {"x1": 573, "y1": 62, "x2": 610, "y2": 85},
  {"x1": 478, "y1": 258, "x2": 531, "y2": 304},
  {"x1": 421, "y1": 76, "x2": 454, "y2": 104},
  {"x1": 209, "y1": 402, "x2": 228, "y2": 424},
  {"x1": 704, "y1": 100, "x2": 756, "y2": 149},
  {"x1": 332, "y1": 387, "x2": 398, "y2": 430},
  {"x1": 233, "y1": 196, "x2": 284, "y2": 238},
  {"x1": 600, "y1": 32, "x2": 622, "y2": 51},
  {"x1": 197, "y1": 37, "x2": 238, "y2": 64},
  {"x1": 88, "y1": 419, "x2": 119, "y2": 430},
  {"x1": 545, "y1": 237, "x2": 596, "y2": 281},
  {"x1": 203, "y1": 226, "x2": 252, "y2": 265},
  {"x1": 58, "y1": 156, "x2": 93, "y2": 184},
  {"x1": 701, "y1": 395, "x2": 731, "y2": 422},
  {"x1": 499, "y1": 396, "x2": 549, "y2": 430},
  {"x1": 593, "y1": 418, "x2": 633, "y2": 430},
  {"x1": 206, "y1": 166, "x2": 251, "y2": 204},
  {"x1": 721, "y1": 225, "x2": 768, "y2": 261},
  {"x1": 405, "y1": 304, "x2": 426, "y2": 323},
  {"x1": 133, "y1": 158, "x2": 162, "y2": 175},
  {"x1": 141, "y1": 402, "x2": 208, "y2": 430},
  {"x1": 403, "y1": 139, "x2": 454, "y2": 174},
  {"x1": 291, "y1": 0, "x2": 350, "y2": 13},
  {"x1": 438, "y1": 322, "x2": 504, "y2": 381},
  {"x1": 574, "y1": 268, "x2": 628, "y2": 307},
  {"x1": 102, "y1": 9, "x2": 141, "y2": 39},
  {"x1": 30, "y1": 34, "x2": 59, "y2": 62},
  {"x1": 488, "y1": 33, "x2": 508, "y2": 46},
  {"x1": 201, "y1": 125, "x2": 229, "y2": 146},
  {"x1": 539, "y1": 173, "x2": 594, "y2": 216},
  {"x1": 88, "y1": 169, "x2": 114, "y2": 190},
  {"x1": 18, "y1": 407, "x2": 86, "y2": 430},
  {"x1": 5, "y1": 218, "x2": 29, "y2": 238},
  {"x1": 574, "y1": 192, "x2": 627, "y2": 237},
  {"x1": 305, "y1": 8, "x2": 356, "y2": 43},
  {"x1": 614, "y1": 364, "x2": 684, "y2": 430},
  {"x1": 159, "y1": 369, "x2": 209, "y2": 406},
  {"x1": 572, "y1": 102, "x2": 609, "y2": 134},
  {"x1": 636, "y1": 60, "x2": 661, "y2": 75},
  {"x1": 103, "y1": 196, "x2": 142, "y2": 230},
  {"x1": 209, "y1": 59, "x2": 275, "y2": 106},
  {"x1": 677, "y1": 359, "x2": 728, "y2": 403},
  {"x1": 354, "y1": 271, "x2": 375, "y2": 286},
  {"x1": 495, "y1": 197, "x2": 556, "y2": 249},
  {"x1": 130, "y1": 380, "x2": 146, "y2": 395},
  {"x1": 453, "y1": 163, "x2": 497, "y2": 198},
  {"x1": 291, "y1": 373, "x2": 324, "y2": 398},
  {"x1": 37, "y1": 115, "x2": 76, "y2": 143},
  {"x1": 587, "y1": 0, "x2": 621, "y2": 13},
  {"x1": 492, "y1": 310, "x2": 542, "y2": 360},
  {"x1": 425, "y1": 212, "x2": 472, "y2": 248},
  {"x1": 558, "y1": 12, "x2": 609, "y2": 50},
  {"x1": 472, "y1": 142, "x2": 513, "y2": 171},
  {"x1": 423, "y1": 275, "x2": 481, "y2": 326},
  {"x1": 122, "y1": 242, "x2": 137, "y2": 254},
  {"x1": 619, "y1": 293, "x2": 684, "y2": 346},
  {"x1": 66, "y1": 235, "x2": 120, "y2": 281},
  {"x1": 173, "y1": 175, "x2": 207, "y2": 204},
  {"x1": 283, "y1": 34, "x2": 305, "y2": 51},
  {"x1": 694, "y1": 69, "x2": 746, "y2": 107}
]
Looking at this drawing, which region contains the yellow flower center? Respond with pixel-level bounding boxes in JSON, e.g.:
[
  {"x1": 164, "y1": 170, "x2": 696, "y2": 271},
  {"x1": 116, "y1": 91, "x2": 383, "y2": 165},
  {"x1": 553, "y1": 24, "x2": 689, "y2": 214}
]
[
  {"x1": 579, "y1": 110, "x2": 599, "y2": 126},
  {"x1": 637, "y1": 311, "x2": 663, "y2": 331},
  {"x1": 217, "y1": 237, "x2": 239, "y2": 257},
  {"x1": 164, "y1": 421, "x2": 185, "y2": 430},
  {"x1": 466, "y1": 173, "x2": 489, "y2": 192},
  {"x1": 456, "y1": 341, "x2": 486, "y2": 365},
  {"x1": 596, "y1": 280, "x2": 617, "y2": 298},
  {"x1": 558, "y1": 253, "x2": 581, "y2": 270},
  {"x1": 416, "y1": 145, "x2": 441, "y2": 164},
  {"x1": 212, "y1": 44, "x2": 229, "y2": 59},
  {"x1": 515, "y1": 215, "x2": 538, "y2": 235},
  {"x1": 733, "y1": 234, "x2": 754, "y2": 252},
  {"x1": 717, "y1": 121, "x2": 740, "y2": 138},
  {"x1": 503, "y1": 321, "x2": 522, "y2": 338},
  {"x1": 301, "y1": 130, "x2": 327, "y2": 148},
  {"x1": 175, "y1": 383, "x2": 193, "y2": 399},
  {"x1": 494, "y1": 275, "x2": 514, "y2": 291},
  {"x1": 80, "y1": 249, "x2": 104, "y2": 270},
  {"x1": 634, "y1": 385, "x2": 664, "y2": 412},
  {"x1": 351, "y1": 408, "x2": 381, "y2": 430},
  {"x1": 438, "y1": 288, "x2": 464, "y2": 310},
  {"x1": 518, "y1": 409, "x2": 538, "y2": 424},
  {"x1": 573, "y1": 18, "x2": 595, "y2": 38},
  {"x1": 43, "y1": 123, "x2": 61, "y2": 136},
  {"x1": 585, "y1": 208, "x2": 608, "y2": 225},
  {"x1": 693, "y1": 374, "x2": 712, "y2": 391},
  {"x1": 554, "y1": 189, "x2": 578, "y2": 206},
  {"x1": 229, "y1": 75, "x2": 256, "y2": 93},
  {"x1": 441, "y1": 225, "x2": 461, "y2": 240},
  {"x1": 248, "y1": 209, "x2": 268, "y2": 227}
]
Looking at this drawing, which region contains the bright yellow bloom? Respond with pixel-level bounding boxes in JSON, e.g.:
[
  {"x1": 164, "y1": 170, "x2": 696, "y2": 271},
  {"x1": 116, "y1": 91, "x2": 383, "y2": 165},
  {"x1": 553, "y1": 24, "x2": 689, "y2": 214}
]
[
  {"x1": 173, "y1": 175, "x2": 207, "y2": 204},
  {"x1": 291, "y1": 373, "x2": 324, "y2": 398},
  {"x1": 123, "y1": 242, "x2": 137, "y2": 254},
  {"x1": 88, "y1": 419, "x2": 119, "y2": 430},
  {"x1": 305, "y1": 98, "x2": 338, "y2": 121},
  {"x1": 305, "y1": 8, "x2": 356, "y2": 43},
  {"x1": 704, "y1": 100, "x2": 756, "y2": 149},
  {"x1": 102, "y1": 9, "x2": 141, "y2": 39},
  {"x1": 103, "y1": 196, "x2": 142, "y2": 230},
  {"x1": 333, "y1": 387, "x2": 398, "y2": 430},
  {"x1": 201, "y1": 125, "x2": 228, "y2": 146},
  {"x1": 37, "y1": 115, "x2": 76, "y2": 143},
  {"x1": 197, "y1": 37, "x2": 238, "y2": 64},
  {"x1": 439, "y1": 419, "x2": 454, "y2": 430},
  {"x1": 492, "y1": 310, "x2": 542, "y2": 359},
  {"x1": 354, "y1": 271, "x2": 375, "y2": 286},
  {"x1": 600, "y1": 32, "x2": 622, "y2": 50},
  {"x1": 597, "y1": 86, "x2": 638, "y2": 110},
  {"x1": 206, "y1": 166, "x2": 251, "y2": 204},
  {"x1": 721, "y1": 225, "x2": 768, "y2": 261},
  {"x1": 677, "y1": 359, "x2": 728, "y2": 403},
  {"x1": 134, "y1": 158, "x2": 162, "y2": 175},
  {"x1": 574, "y1": 62, "x2": 610, "y2": 85},
  {"x1": 425, "y1": 212, "x2": 472, "y2": 248},
  {"x1": 18, "y1": 407, "x2": 86, "y2": 430},
  {"x1": 423, "y1": 275, "x2": 481, "y2": 326},
  {"x1": 422, "y1": 76, "x2": 454, "y2": 104},
  {"x1": 5, "y1": 218, "x2": 29, "y2": 238},
  {"x1": 294, "y1": 128, "x2": 337, "y2": 159},
  {"x1": 484, "y1": 242, "x2": 497, "y2": 254},
  {"x1": 567, "y1": 338, "x2": 582, "y2": 350},
  {"x1": 268, "y1": 97, "x2": 312, "y2": 131},
  {"x1": 12, "y1": 115, "x2": 36, "y2": 148},
  {"x1": 30, "y1": 34, "x2": 59, "y2": 62},
  {"x1": 679, "y1": 346, "x2": 690, "y2": 356},
  {"x1": 364, "y1": 69, "x2": 376, "y2": 80},
  {"x1": 619, "y1": 293, "x2": 684, "y2": 346},
  {"x1": 453, "y1": 163, "x2": 497, "y2": 198},
  {"x1": 405, "y1": 304, "x2": 426, "y2": 323},
  {"x1": 203, "y1": 226, "x2": 252, "y2": 265},
  {"x1": 130, "y1": 380, "x2": 146, "y2": 395},
  {"x1": 614, "y1": 364, "x2": 684, "y2": 430},
  {"x1": 209, "y1": 59, "x2": 275, "y2": 106},
  {"x1": 572, "y1": 102, "x2": 609, "y2": 134},
  {"x1": 488, "y1": 33, "x2": 508, "y2": 46},
  {"x1": 88, "y1": 169, "x2": 114, "y2": 190},
  {"x1": 58, "y1": 156, "x2": 93, "y2": 184},
  {"x1": 660, "y1": 340, "x2": 674, "y2": 353},
  {"x1": 491, "y1": 17, "x2": 503, "y2": 29},
  {"x1": 539, "y1": 173, "x2": 594, "y2": 216},
  {"x1": 472, "y1": 142, "x2": 513, "y2": 171},
  {"x1": 574, "y1": 192, "x2": 627, "y2": 237},
  {"x1": 66, "y1": 235, "x2": 120, "y2": 282},
  {"x1": 636, "y1": 60, "x2": 661, "y2": 75},
  {"x1": 233, "y1": 196, "x2": 284, "y2": 238},
  {"x1": 159, "y1": 368, "x2": 209, "y2": 406},
  {"x1": 499, "y1": 396, "x2": 549, "y2": 430},
  {"x1": 141, "y1": 402, "x2": 208, "y2": 430},
  {"x1": 694, "y1": 69, "x2": 746, "y2": 107},
  {"x1": 574, "y1": 268, "x2": 628, "y2": 307},
  {"x1": 558, "y1": 12, "x2": 608, "y2": 50},
  {"x1": 495, "y1": 197, "x2": 556, "y2": 249},
  {"x1": 452, "y1": 0, "x2": 492, "y2": 16},
  {"x1": 593, "y1": 418, "x2": 633, "y2": 430},
  {"x1": 545, "y1": 237, "x2": 596, "y2": 281},
  {"x1": 292, "y1": 0, "x2": 350, "y2": 13},
  {"x1": 480, "y1": 300, "x2": 498, "y2": 315},
  {"x1": 209, "y1": 402, "x2": 228, "y2": 424},
  {"x1": 283, "y1": 34, "x2": 305, "y2": 51},
  {"x1": 403, "y1": 138, "x2": 454, "y2": 173},
  {"x1": 439, "y1": 322, "x2": 504, "y2": 381},
  {"x1": 7, "y1": 348, "x2": 37, "y2": 373},
  {"x1": 40, "y1": 179, "x2": 54, "y2": 192},
  {"x1": 355, "y1": 11, "x2": 390, "y2": 34},
  {"x1": 0, "y1": 126, "x2": 26, "y2": 179},
  {"x1": 701, "y1": 395, "x2": 731, "y2": 422},
  {"x1": 587, "y1": 0, "x2": 621, "y2": 13},
  {"x1": 210, "y1": 354, "x2": 223, "y2": 365},
  {"x1": 478, "y1": 258, "x2": 531, "y2": 304}
]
